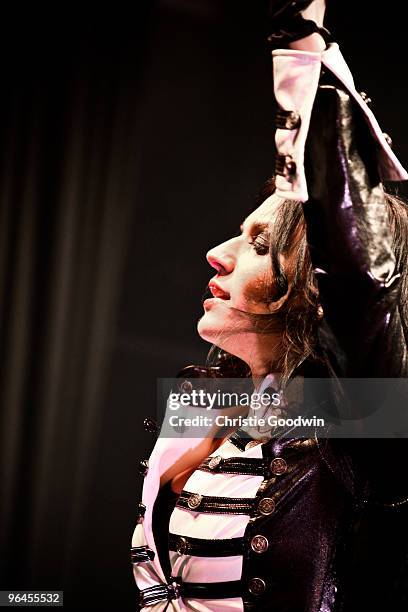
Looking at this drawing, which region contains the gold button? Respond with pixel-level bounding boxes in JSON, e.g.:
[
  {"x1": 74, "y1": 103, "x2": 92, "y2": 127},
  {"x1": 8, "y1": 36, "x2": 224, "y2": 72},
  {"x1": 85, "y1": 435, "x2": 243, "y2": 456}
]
[
  {"x1": 383, "y1": 132, "x2": 393, "y2": 148},
  {"x1": 143, "y1": 416, "x2": 158, "y2": 433},
  {"x1": 258, "y1": 497, "x2": 275, "y2": 516},
  {"x1": 286, "y1": 159, "x2": 297, "y2": 176},
  {"x1": 137, "y1": 501, "x2": 146, "y2": 521},
  {"x1": 248, "y1": 577, "x2": 266, "y2": 596},
  {"x1": 250, "y1": 535, "x2": 269, "y2": 554},
  {"x1": 270, "y1": 457, "x2": 287, "y2": 476},
  {"x1": 208, "y1": 455, "x2": 222, "y2": 470},
  {"x1": 179, "y1": 379, "x2": 193, "y2": 393},
  {"x1": 286, "y1": 111, "x2": 301, "y2": 129},
  {"x1": 168, "y1": 580, "x2": 181, "y2": 600},
  {"x1": 138, "y1": 459, "x2": 149, "y2": 476},
  {"x1": 360, "y1": 91, "x2": 372, "y2": 106},
  {"x1": 176, "y1": 536, "x2": 189, "y2": 556},
  {"x1": 187, "y1": 493, "x2": 202, "y2": 510}
]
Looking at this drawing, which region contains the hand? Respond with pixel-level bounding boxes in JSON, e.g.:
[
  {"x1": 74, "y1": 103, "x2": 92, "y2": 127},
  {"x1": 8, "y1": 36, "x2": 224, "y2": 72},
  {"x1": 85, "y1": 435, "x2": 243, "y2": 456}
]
[
  {"x1": 288, "y1": 32, "x2": 326, "y2": 52},
  {"x1": 268, "y1": 0, "x2": 328, "y2": 49},
  {"x1": 298, "y1": 0, "x2": 325, "y2": 28},
  {"x1": 268, "y1": 0, "x2": 317, "y2": 21},
  {"x1": 288, "y1": 0, "x2": 326, "y2": 51}
]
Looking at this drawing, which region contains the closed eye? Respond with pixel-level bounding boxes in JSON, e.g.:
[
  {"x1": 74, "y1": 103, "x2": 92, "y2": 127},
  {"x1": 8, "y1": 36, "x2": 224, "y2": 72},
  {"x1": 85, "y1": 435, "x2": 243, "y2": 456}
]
[
  {"x1": 248, "y1": 233, "x2": 270, "y2": 255},
  {"x1": 239, "y1": 220, "x2": 270, "y2": 255}
]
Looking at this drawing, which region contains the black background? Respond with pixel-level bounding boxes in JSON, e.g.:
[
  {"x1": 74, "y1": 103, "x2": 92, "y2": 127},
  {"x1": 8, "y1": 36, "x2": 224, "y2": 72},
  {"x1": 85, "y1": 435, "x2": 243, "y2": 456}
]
[{"x1": 1, "y1": 2, "x2": 408, "y2": 610}]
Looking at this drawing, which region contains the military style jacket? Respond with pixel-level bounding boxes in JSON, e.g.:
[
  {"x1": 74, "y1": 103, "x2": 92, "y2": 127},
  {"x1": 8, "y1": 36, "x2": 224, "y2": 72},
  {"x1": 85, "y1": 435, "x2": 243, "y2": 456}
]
[{"x1": 130, "y1": 42, "x2": 408, "y2": 611}]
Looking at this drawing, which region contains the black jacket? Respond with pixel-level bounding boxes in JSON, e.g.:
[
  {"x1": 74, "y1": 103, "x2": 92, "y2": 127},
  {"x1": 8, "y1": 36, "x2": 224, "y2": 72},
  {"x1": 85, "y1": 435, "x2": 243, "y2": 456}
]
[{"x1": 132, "y1": 49, "x2": 408, "y2": 612}]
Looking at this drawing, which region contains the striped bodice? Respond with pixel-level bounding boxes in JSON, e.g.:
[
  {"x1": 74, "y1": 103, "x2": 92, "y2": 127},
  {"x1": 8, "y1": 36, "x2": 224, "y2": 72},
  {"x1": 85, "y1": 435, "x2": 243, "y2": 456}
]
[{"x1": 167, "y1": 432, "x2": 267, "y2": 610}]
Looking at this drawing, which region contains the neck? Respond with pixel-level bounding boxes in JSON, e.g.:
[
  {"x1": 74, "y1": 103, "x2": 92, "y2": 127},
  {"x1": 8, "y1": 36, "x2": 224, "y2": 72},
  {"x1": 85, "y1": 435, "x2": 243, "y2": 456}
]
[
  {"x1": 248, "y1": 356, "x2": 282, "y2": 391},
  {"x1": 244, "y1": 335, "x2": 283, "y2": 388},
  {"x1": 218, "y1": 330, "x2": 284, "y2": 388}
]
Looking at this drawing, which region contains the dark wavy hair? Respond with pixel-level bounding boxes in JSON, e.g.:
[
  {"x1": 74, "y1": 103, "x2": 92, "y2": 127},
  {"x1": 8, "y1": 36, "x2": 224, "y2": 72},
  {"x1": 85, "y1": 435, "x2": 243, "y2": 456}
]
[{"x1": 179, "y1": 177, "x2": 408, "y2": 386}]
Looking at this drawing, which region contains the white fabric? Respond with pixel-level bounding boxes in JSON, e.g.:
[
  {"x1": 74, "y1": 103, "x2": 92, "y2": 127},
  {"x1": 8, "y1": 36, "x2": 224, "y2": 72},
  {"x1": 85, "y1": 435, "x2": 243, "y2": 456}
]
[
  {"x1": 132, "y1": 523, "x2": 183, "y2": 612},
  {"x1": 168, "y1": 439, "x2": 264, "y2": 610},
  {"x1": 131, "y1": 399, "x2": 224, "y2": 610},
  {"x1": 131, "y1": 392, "x2": 244, "y2": 607},
  {"x1": 272, "y1": 43, "x2": 408, "y2": 202},
  {"x1": 132, "y1": 435, "x2": 266, "y2": 611},
  {"x1": 131, "y1": 375, "x2": 283, "y2": 609},
  {"x1": 131, "y1": 390, "x2": 277, "y2": 609},
  {"x1": 135, "y1": 399, "x2": 227, "y2": 580}
]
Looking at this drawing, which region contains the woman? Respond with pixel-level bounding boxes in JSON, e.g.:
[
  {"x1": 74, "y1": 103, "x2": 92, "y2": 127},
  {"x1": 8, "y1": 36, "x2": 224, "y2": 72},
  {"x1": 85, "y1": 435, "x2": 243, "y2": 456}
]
[{"x1": 131, "y1": 2, "x2": 408, "y2": 610}]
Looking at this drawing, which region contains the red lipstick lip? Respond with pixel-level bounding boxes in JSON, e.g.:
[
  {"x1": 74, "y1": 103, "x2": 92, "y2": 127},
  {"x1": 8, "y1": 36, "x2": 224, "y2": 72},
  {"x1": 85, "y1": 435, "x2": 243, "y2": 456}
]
[{"x1": 208, "y1": 280, "x2": 230, "y2": 300}]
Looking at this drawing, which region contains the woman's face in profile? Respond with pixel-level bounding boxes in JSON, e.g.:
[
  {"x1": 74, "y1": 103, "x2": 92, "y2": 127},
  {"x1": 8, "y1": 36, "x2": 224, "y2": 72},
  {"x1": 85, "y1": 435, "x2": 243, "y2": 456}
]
[{"x1": 197, "y1": 194, "x2": 284, "y2": 351}]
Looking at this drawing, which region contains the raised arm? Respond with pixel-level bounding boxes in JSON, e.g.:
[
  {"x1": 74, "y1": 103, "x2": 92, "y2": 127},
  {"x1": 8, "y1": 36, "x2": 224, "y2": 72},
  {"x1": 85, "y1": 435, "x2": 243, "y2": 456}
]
[
  {"x1": 269, "y1": 2, "x2": 408, "y2": 378},
  {"x1": 268, "y1": 3, "x2": 408, "y2": 507}
]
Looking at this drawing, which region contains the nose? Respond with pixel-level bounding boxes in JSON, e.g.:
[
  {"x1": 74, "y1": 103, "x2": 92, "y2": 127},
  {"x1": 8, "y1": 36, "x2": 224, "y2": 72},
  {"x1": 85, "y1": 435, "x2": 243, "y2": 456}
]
[{"x1": 206, "y1": 238, "x2": 236, "y2": 275}]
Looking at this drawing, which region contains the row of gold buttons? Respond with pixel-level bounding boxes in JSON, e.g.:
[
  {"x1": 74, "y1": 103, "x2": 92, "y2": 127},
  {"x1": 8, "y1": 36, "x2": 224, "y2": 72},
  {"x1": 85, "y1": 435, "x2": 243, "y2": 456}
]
[
  {"x1": 245, "y1": 446, "x2": 288, "y2": 588},
  {"x1": 207, "y1": 453, "x2": 288, "y2": 476},
  {"x1": 185, "y1": 492, "x2": 277, "y2": 514},
  {"x1": 173, "y1": 533, "x2": 269, "y2": 556}
]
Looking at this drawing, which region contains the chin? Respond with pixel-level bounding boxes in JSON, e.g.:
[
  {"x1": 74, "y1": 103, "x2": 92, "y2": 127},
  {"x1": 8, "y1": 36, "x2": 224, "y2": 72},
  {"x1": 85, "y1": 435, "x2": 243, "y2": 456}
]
[
  {"x1": 197, "y1": 313, "x2": 246, "y2": 361},
  {"x1": 197, "y1": 312, "x2": 220, "y2": 343},
  {"x1": 197, "y1": 308, "x2": 235, "y2": 346}
]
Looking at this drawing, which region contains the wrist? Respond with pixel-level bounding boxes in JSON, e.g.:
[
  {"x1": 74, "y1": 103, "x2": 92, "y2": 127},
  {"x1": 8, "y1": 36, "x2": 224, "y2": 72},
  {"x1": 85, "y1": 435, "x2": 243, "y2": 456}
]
[{"x1": 288, "y1": 31, "x2": 326, "y2": 51}]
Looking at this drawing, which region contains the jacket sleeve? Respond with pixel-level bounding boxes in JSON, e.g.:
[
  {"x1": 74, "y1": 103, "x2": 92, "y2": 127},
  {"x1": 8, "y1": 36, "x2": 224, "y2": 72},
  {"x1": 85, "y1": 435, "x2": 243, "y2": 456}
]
[
  {"x1": 272, "y1": 42, "x2": 408, "y2": 378},
  {"x1": 305, "y1": 70, "x2": 408, "y2": 504},
  {"x1": 303, "y1": 72, "x2": 408, "y2": 379},
  {"x1": 271, "y1": 42, "x2": 408, "y2": 503}
]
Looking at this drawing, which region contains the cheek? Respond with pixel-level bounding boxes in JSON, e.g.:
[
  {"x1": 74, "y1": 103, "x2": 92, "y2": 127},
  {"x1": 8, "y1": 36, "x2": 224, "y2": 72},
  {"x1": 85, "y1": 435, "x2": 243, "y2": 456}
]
[
  {"x1": 237, "y1": 262, "x2": 275, "y2": 312},
  {"x1": 242, "y1": 273, "x2": 275, "y2": 306},
  {"x1": 237, "y1": 252, "x2": 291, "y2": 312}
]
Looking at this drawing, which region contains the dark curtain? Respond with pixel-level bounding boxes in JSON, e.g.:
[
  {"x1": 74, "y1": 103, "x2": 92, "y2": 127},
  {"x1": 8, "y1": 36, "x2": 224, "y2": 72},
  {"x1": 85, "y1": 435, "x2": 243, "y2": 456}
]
[
  {"x1": 1, "y1": 2, "x2": 408, "y2": 611},
  {"x1": 0, "y1": 5, "x2": 155, "y2": 609}
]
